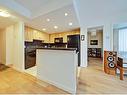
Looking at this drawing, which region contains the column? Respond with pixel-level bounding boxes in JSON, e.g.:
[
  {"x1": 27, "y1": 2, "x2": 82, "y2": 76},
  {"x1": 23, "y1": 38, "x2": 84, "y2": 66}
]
[
  {"x1": 80, "y1": 27, "x2": 88, "y2": 67},
  {"x1": 103, "y1": 23, "x2": 113, "y2": 51}
]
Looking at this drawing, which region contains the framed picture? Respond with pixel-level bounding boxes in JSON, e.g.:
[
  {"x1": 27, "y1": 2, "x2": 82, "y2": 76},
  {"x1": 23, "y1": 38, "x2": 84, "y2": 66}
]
[{"x1": 90, "y1": 40, "x2": 98, "y2": 45}]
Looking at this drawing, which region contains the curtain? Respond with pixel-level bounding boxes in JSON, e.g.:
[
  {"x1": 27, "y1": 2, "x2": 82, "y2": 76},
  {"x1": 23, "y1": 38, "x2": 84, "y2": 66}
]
[{"x1": 118, "y1": 28, "x2": 127, "y2": 59}]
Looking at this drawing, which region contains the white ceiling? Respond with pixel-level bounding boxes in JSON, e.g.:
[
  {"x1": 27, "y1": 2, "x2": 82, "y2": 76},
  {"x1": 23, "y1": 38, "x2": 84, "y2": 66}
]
[
  {"x1": 14, "y1": 0, "x2": 73, "y2": 18},
  {"x1": 13, "y1": 0, "x2": 50, "y2": 14},
  {"x1": 25, "y1": 4, "x2": 79, "y2": 33},
  {"x1": 0, "y1": 0, "x2": 79, "y2": 33},
  {"x1": 74, "y1": 0, "x2": 127, "y2": 27}
]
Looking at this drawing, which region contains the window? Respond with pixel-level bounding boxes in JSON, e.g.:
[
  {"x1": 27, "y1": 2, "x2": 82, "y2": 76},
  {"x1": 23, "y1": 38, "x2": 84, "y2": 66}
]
[{"x1": 118, "y1": 28, "x2": 127, "y2": 59}]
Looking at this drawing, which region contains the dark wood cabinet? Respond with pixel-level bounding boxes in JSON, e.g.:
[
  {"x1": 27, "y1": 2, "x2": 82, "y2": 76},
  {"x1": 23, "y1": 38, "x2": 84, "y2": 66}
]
[{"x1": 88, "y1": 48, "x2": 101, "y2": 58}]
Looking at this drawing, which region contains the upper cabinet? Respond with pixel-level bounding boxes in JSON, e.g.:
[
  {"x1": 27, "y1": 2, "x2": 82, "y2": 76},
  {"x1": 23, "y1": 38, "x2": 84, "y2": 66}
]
[
  {"x1": 25, "y1": 26, "x2": 80, "y2": 43},
  {"x1": 25, "y1": 26, "x2": 49, "y2": 43},
  {"x1": 49, "y1": 29, "x2": 80, "y2": 43}
]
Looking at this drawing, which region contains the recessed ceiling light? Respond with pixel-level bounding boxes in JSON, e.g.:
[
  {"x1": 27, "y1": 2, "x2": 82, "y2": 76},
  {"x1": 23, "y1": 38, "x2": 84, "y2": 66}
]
[
  {"x1": 0, "y1": 10, "x2": 10, "y2": 17},
  {"x1": 69, "y1": 22, "x2": 73, "y2": 26},
  {"x1": 54, "y1": 26, "x2": 58, "y2": 29},
  {"x1": 65, "y1": 13, "x2": 68, "y2": 16},
  {"x1": 46, "y1": 18, "x2": 50, "y2": 22},
  {"x1": 42, "y1": 28, "x2": 46, "y2": 31}
]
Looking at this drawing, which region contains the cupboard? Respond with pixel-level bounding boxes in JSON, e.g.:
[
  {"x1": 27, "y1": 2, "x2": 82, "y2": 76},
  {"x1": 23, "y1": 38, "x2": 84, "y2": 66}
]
[{"x1": 49, "y1": 29, "x2": 80, "y2": 43}]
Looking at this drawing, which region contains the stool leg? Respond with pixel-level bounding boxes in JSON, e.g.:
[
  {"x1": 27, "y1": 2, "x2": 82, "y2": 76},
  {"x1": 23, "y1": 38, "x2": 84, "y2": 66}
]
[{"x1": 120, "y1": 68, "x2": 123, "y2": 80}]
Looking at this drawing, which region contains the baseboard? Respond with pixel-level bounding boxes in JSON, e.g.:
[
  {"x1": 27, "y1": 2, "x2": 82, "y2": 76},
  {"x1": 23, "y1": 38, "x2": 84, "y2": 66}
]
[
  {"x1": 37, "y1": 75, "x2": 76, "y2": 94},
  {"x1": 11, "y1": 66, "x2": 24, "y2": 73},
  {"x1": 6, "y1": 64, "x2": 13, "y2": 67}
]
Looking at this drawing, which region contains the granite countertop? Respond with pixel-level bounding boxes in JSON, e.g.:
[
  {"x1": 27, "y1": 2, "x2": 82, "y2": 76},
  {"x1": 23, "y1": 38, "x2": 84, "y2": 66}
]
[{"x1": 36, "y1": 47, "x2": 77, "y2": 51}]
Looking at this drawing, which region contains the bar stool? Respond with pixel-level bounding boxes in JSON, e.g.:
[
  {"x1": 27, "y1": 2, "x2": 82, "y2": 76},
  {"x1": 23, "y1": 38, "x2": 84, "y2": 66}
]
[{"x1": 116, "y1": 57, "x2": 127, "y2": 80}]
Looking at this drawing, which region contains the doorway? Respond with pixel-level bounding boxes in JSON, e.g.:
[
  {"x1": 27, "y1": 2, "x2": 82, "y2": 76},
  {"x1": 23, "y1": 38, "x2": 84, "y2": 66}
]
[{"x1": 87, "y1": 27, "x2": 103, "y2": 67}]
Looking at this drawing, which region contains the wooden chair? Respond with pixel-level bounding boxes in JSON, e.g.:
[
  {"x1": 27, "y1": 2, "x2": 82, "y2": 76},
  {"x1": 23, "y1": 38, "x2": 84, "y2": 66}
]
[{"x1": 116, "y1": 57, "x2": 124, "y2": 80}]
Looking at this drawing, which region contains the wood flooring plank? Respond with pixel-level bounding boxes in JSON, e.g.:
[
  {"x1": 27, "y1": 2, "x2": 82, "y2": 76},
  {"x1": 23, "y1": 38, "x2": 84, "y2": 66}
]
[{"x1": 1, "y1": 58, "x2": 127, "y2": 94}]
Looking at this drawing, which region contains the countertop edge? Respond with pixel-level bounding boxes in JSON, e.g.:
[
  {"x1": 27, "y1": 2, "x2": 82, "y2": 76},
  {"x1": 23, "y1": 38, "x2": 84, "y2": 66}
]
[{"x1": 36, "y1": 48, "x2": 77, "y2": 51}]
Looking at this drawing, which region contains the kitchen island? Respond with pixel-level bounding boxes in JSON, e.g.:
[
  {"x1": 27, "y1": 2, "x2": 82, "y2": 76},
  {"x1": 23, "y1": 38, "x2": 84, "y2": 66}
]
[{"x1": 36, "y1": 48, "x2": 78, "y2": 93}]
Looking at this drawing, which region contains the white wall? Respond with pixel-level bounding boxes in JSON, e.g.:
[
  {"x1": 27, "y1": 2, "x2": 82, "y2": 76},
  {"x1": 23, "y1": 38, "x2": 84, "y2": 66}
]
[
  {"x1": 0, "y1": 26, "x2": 14, "y2": 65},
  {"x1": 80, "y1": 28, "x2": 88, "y2": 67},
  {"x1": 113, "y1": 29, "x2": 119, "y2": 51},
  {"x1": 103, "y1": 24, "x2": 114, "y2": 51},
  {"x1": 0, "y1": 29, "x2": 6, "y2": 64},
  {"x1": 13, "y1": 22, "x2": 24, "y2": 71},
  {"x1": 0, "y1": 22, "x2": 24, "y2": 71},
  {"x1": 36, "y1": 49, "x2": 77, "y2": 93},
  {"x1": 6, "y1": 25, "x2": 14, "y2": 65},
  {"x1": 88, "y1": 31, "x2": 103, "y2": 48}
]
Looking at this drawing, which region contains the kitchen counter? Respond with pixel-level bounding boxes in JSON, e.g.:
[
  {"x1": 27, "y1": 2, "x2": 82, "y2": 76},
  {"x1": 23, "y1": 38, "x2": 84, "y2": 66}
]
[
  {"x1": 36, "y1": 48, "x2": 78, "y2": 93},
  {"x1": 36, "y1": 47, "x2": 77, "y2": 51}
]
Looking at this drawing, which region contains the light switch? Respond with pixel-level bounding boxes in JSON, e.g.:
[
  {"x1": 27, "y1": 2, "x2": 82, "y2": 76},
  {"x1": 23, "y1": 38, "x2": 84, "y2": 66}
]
[{"x1": 81, "y1": 35, "x2": 85, "y2": 41}]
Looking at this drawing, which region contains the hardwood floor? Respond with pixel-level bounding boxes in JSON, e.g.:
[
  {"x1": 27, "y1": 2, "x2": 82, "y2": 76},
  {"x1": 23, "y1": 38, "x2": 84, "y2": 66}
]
[
  {"x1": 0, "y1": 66, "x2": 67, "y2": 94},
  {"x1": 1, "y1": 58, "x2": 127, "y2": 94},
  {"x1": 78, "y1": 58, "x2": 127, "y2": 94}
]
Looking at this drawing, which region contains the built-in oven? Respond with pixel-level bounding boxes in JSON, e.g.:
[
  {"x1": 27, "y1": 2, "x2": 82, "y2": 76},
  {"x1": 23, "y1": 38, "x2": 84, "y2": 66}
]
[
  {"x1": 25, "y1": 48, "x2": 36, "y2": 69},
  {"x1": 25, "y1": 40, "x2": 43, "y2": 69}
]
